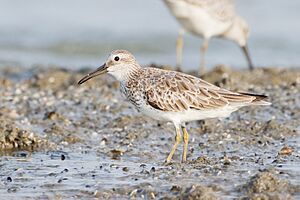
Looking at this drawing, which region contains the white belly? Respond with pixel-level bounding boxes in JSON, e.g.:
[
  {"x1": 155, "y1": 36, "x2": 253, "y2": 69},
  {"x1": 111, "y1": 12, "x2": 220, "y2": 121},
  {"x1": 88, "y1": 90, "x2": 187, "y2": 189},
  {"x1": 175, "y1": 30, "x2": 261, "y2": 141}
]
[
  {"x1": 166, "y1": 1, "x2": 232, "y2": 38},
  {"x1": 139, "y1": 104, "x2": 239, "y2": 125}
]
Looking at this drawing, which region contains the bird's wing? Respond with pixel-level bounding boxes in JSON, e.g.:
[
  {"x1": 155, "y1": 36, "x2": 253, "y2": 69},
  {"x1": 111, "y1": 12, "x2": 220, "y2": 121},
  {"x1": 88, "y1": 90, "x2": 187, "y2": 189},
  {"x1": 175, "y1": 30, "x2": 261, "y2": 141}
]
[
  {"x1": 185, "y1": 0, "x2": 235, "y2": 22},
  {"x1": 144, "y1": 68, "x2": 255, "y2": 112}
]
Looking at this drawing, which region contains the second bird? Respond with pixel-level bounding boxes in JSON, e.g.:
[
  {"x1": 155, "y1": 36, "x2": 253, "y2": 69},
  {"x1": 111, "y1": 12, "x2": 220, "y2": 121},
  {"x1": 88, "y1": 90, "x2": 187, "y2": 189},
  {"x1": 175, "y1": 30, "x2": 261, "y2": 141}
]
[{"x1": 163, "y1": 0, "x2": 254, "y2": 75}]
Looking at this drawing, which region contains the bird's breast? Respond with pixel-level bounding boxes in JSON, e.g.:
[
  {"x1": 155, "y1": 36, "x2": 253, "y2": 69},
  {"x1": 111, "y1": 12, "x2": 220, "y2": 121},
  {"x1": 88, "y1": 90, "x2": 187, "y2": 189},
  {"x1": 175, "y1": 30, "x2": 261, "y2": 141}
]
[{"x1": 120, "y1": 83, "x2": 146, "y2": 110}]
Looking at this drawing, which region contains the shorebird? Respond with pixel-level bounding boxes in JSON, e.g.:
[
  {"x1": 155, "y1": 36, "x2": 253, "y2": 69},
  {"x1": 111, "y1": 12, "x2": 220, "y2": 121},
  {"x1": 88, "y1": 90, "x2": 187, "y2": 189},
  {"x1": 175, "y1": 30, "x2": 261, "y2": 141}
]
[
  {"x1": 163, "y1": 0, "x2": 254, "y2": 75},
  {"x1": 78, "y1": 50, "x2": 270, "y2": 163}
]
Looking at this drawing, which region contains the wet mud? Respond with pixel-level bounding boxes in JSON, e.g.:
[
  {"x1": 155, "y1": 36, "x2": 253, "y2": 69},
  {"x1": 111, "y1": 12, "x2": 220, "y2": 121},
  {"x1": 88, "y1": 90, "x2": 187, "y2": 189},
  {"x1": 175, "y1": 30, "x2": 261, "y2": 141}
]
[{"x1": 0, "y1": 65, "x2": 299, "y2": 199}]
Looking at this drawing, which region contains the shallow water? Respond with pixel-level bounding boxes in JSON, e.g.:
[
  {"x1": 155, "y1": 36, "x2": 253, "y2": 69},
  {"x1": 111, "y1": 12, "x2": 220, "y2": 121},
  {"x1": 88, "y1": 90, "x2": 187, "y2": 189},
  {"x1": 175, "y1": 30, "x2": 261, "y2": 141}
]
[
  {"x1": 1, "y1": 137, "x2": 299, "y2": 199},
  {"x1": 0, "y1": 0, "x2": 300, "y2": 69},
  {"x1": 0, "y1": 149, "x2": 153, "y2": 199}
]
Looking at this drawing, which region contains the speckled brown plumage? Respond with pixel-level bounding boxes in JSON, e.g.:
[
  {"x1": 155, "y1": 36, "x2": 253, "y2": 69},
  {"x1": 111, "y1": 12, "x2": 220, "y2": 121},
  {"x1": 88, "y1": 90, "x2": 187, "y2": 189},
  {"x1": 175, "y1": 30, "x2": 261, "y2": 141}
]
[{"x1": 121, "y1": 67, "x2": 263, "y2": 112}]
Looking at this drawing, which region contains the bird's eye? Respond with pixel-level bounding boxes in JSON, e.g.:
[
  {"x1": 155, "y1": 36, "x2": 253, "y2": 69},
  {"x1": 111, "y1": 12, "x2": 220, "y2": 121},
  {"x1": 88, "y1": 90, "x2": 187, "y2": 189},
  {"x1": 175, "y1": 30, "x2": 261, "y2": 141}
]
[{"x1": 114, "y1": 56, "x2": 120, "y2": 61}]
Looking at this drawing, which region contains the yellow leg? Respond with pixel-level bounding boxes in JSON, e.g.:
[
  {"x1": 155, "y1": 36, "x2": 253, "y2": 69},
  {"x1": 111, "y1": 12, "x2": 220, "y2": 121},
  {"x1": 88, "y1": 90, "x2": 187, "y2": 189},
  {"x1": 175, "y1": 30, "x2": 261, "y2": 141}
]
[
  {"x1": 176, "y1": 29, "x2": 184, "y2": 70},
  {"x1": 182, "y1": 126, "x2": 189, "y2": 163},
  {"x1": 199, "y1": 38, "x2": 209, "y2": 76},
  {"x1": 166, "y1": 126, "x2": 182, "y2": 163}
]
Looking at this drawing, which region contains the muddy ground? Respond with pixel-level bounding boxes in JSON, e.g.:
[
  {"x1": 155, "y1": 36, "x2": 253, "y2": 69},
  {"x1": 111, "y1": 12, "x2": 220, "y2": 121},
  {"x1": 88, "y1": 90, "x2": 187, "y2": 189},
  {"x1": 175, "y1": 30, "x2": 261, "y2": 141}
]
[{"x1": 0, "y1": 65, "x2": 299, "y2": 199}]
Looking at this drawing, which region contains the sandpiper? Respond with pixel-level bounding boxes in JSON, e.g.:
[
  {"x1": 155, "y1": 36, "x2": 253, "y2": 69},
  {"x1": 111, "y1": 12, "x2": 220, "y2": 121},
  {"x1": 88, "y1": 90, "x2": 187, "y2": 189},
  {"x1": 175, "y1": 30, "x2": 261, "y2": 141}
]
[
  {"x1": 78, "y1": 50, "x2": 270, "y2": 163},
  {"x1": 163, "y1": 0, "x2": 254, "y2": 75}
]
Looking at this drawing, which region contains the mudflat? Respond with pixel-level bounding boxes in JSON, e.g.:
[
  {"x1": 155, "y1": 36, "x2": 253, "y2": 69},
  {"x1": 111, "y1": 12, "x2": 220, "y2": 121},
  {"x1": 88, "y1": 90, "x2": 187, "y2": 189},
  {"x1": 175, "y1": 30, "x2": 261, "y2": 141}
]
[{"x1": 0, "y1": 65, "x2": 299, "y2": 199}]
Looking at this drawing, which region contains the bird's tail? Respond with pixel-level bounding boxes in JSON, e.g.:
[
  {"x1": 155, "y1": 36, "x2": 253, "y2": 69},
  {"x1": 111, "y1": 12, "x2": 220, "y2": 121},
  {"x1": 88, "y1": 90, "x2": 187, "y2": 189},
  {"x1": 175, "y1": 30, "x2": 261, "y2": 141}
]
[{"x1": 239, "y1": 92, "x2": 271, "y2": 106}]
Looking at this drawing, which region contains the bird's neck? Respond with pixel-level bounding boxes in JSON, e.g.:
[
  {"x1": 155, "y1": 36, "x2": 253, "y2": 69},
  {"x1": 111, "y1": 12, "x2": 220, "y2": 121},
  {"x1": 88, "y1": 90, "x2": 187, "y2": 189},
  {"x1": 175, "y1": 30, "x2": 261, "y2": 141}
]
[{"x1": 119, "y1": 64, "x2": 142, "y2": 85}]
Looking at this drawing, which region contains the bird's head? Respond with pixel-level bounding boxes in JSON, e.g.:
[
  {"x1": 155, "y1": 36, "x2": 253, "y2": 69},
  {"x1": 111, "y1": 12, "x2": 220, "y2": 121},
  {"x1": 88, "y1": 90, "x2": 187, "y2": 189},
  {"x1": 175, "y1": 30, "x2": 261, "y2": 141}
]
[{"x1": 78, "y1": 50, "x2": 139, "y2": 84}]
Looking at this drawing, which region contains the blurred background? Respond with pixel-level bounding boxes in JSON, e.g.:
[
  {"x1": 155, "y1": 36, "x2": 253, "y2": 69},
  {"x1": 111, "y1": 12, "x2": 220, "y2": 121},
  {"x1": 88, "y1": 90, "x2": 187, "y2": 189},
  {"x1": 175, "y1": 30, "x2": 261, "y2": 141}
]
[{"x1": 0, "y1": 0, "x2": 299, "y2": 71}]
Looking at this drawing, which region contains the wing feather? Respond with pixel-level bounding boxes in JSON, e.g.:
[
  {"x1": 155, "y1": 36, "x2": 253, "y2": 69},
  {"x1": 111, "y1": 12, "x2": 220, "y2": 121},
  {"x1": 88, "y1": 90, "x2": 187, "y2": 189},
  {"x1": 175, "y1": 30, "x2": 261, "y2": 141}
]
[{"x1": 144, "y1": 68, "x2": 256, "y2": 112}]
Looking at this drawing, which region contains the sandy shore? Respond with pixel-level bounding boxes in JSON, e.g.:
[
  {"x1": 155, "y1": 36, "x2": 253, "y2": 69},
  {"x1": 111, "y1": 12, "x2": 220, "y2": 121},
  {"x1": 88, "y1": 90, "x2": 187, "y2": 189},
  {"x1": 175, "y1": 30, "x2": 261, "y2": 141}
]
[{"x1": 0, "y1": 65, "x2": 299, "y2": 199}]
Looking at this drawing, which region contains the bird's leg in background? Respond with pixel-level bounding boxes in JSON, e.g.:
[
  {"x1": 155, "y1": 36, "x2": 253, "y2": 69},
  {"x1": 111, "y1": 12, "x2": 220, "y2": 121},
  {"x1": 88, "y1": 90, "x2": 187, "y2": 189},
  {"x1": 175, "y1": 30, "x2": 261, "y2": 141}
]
[
  {"x1": 166, "y1": 124, "x2": 182, "y2": 163},
  {"x1": 200, "y1": 38, "x2": 209, "y2": 76},
  {"x1": 176, "y1": 29, "x2": 185, "y2": 71},
  {"x1": 182, "y1": 125, "x2": 189, "y2": 163},
  {"x1": 241, "y1": 45, "x2": 254, "y2": 70}
]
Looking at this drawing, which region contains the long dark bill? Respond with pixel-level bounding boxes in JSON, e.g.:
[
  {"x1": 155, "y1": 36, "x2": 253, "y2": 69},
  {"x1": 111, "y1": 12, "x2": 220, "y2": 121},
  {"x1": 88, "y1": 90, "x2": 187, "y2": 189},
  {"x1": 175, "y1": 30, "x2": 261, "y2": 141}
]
[
  {"x1": 241, "y1": 45, "x2": 254, "y2": 71},
  {"x1": 78, "y1": 63, "x2": 107, "y2": 85}
]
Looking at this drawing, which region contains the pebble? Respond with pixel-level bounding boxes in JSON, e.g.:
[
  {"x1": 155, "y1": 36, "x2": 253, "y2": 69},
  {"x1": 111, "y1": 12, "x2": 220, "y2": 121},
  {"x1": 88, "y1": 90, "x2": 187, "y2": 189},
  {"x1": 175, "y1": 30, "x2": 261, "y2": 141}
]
[
  {"x1": 122, "y1": 167, "x2": 129, "y2": 172},
  {"x1": 278, "y1": 146, "x2": 293, "y2": 156},
  {"x1": 7, "y1": 177, "x2": 12, "y2": 182}
]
